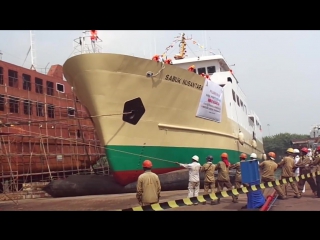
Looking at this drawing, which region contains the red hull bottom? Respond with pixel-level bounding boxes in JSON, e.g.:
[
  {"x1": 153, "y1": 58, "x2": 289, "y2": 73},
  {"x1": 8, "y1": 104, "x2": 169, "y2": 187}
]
[{"x1": 113, "y1": 167, "x2": 180, "y2": 186}]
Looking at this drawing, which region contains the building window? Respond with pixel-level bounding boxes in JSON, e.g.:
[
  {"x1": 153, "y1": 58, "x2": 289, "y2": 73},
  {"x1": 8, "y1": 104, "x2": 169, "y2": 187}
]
[
  {"x1": 0, "y1": 67, "x2": 3, "y2": 85},
  {"x1": 232, "y1": 90, "x2": 236, "y2": 102},
  {"x1": 47, "y1": 104, "x2": 55, "y2": 118},
  {"x1": 9, "y1": 97, "x2": 19, "y2": 113},
  {"x1": 36, "y1": 102, "x2": 45, "y2": 117},
  {"x1": 22, "y1": 74, "x2": 31, "y2": 91},
  {"x1": 23, "y1": 100, "x2": 32, "y2": 115},
  {"x1": 46, "y1": 81, "x2": 54, "y2": 96},
  {"x1": 0, "y1": 94, "x2": 4, "y2": 111},
  {"x1": 77, "y1": 129, "x2": 81, "y2": 138},
  {"x1": 8, "y1": 70, "x2": 18, "y2": 88},
  {"x1": 57, "y1": 83, "x2": 64, "y2": 93},
  {"x1": 68, "y1": 107, "x2": 75, "y2": 116},
  {"x1": 207, "y1": 66, "x2": 216, "y2": 74},
  {"x1": 35, "y1": 78, "x2": 43, "y2": 94},
  {"x1": 197, "y1": 67, "x2": 206, "y2": 75}
]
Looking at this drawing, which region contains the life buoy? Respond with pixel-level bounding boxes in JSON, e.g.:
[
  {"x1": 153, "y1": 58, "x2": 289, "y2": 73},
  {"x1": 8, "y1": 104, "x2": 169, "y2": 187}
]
[
  {"x1": 238, "y1": 131, "x2": 244, "y2": 145},
  {"x1": 251, "y1": 139, "x2": 257, "y2": 148},
  {"x1": 152, "y1": 55, "x2": 160, "y2": 62}
]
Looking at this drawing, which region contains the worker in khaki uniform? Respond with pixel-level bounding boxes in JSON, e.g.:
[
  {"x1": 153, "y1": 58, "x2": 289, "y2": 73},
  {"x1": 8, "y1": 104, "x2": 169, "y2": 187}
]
[
  {"x1": 277, "y1": 148, "x2": 301, "y2": 198},
  {"x1": 176, "y1": 155, "x2": 201, "y2": 205},
  {"x1": 215, "y1": 153, "x2": 237, "y2": 204},
  {"x1": 229, "y1": 153, "x2": 247, "y2": 203},
  {"x1": 136, "y1": 160, "x2": 161, "y2": 206},
  {"x1": 200, "y1": 155, "x2": 216, "y2": 205},
  {"x1": 259, "y1": 152, "x2": 287, "y2": 200},
  {"x1": 296, "y1": 147, "x2": 317, "y2": 196},
  {"x1": 311, "y1": 146, "x2": 320, "y2": 198}
]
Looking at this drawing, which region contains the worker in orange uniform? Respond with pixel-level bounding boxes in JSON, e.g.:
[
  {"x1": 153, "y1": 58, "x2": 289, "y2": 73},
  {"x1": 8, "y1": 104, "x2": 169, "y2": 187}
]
[
  {"x1": 229, "y1": 153, "x2": 247, "y2": 203},
  {"x1": 277, "y1": 148, "x2": 301, "y2": 198},
  {"x1": 152, "y1": 55, "x2": 160, "y2": 62},
  {"x1": 164, "y1": 59, "x2": 172, "y2": 64},
  {"x1": 136, "y1": 160, "x2": 161, "y2": 206},
  {"x1": 176, "y1": 155, "x2": 201, "y2": 205},
  {"x1": 215, "y1": 153, "x2": 237, "y2": 204},
  {"x1": 188, "y1": 65, "x2": 195, "y2": 72},
  {"x1": 259, "y1": 152, "x2": 287, "y2": 200},
  {"x1": 311, "y1": 146, "x2": 320, "y2": 198},
  {"x1": 200, "y1": 155, "x2": 216, "y2": 205},
  {"x1": 296, "y1": 147, "x2": 317, "y2": 196}
]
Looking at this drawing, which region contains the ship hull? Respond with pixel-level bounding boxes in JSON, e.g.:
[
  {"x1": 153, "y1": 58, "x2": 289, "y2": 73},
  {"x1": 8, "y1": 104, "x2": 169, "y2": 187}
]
[{"x1": 63, "y1": 53, "x2": 264, "y2": 186}]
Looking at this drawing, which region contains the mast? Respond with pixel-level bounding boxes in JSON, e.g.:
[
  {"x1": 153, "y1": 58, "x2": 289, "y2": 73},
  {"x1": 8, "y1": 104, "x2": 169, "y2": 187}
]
[
  {"x1": 29, "y1": 30, "x2": 36, "y2": 70},
  {"x1": 174, "y1": 33, "x2": 187, "y2": 60}
]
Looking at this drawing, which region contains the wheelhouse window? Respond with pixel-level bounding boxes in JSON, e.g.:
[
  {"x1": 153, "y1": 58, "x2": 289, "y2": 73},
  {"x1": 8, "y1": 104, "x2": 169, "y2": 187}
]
[
  {"x1": 23, "y1": 100, "x2": 32, "y2": 115},
  {"x1": 207, "y1": 66, "x2": 216, "y2": 75},
  {"x1": 46, "y1": 81, "x2": 54, "y2": 96},
  {"x1": 0, "y1": 67, "x2": 3, "y2": 85},
  {"x1": 35, "y1": 78, "x2": 43, "y2": 94},
  {"x1": 36, "y1": 102, "x2": 45, "y2": 117},
  {"x1": 8, "y1": 70, "x2": 18, "y2": 88},
  {"x1": 197, "y1": 67, "x2": 206, "y2": 75},
  {"x1": 0, "y1": 94, "x2": 4, "y2": 111},
  {"x1": 47, "y1": 104, "x2": 55, "y2": 118},
  {"x1": 9, "y1": 97, "x2": 19, "y2": 113},
  {"x1": 22, "y1": 74, "x2": 31, "y2": 91}
]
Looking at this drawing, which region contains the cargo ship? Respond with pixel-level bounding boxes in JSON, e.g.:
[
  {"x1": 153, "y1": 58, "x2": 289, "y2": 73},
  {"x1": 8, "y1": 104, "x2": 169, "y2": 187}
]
[{"x1": 63, "y1": 31, "x2": 265, "y2": 186}]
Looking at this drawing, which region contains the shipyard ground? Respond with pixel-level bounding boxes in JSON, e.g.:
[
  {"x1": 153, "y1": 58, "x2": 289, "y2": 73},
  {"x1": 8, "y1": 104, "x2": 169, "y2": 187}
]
[{"x1": 1, "y1": 186, "x2": 319, "y2": 211}]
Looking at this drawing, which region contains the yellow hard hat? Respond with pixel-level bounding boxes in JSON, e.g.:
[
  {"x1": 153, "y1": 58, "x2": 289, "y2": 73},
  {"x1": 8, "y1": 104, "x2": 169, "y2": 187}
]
[{"x1": 286, "y1": 148, "x2": 294, "y2": 153}]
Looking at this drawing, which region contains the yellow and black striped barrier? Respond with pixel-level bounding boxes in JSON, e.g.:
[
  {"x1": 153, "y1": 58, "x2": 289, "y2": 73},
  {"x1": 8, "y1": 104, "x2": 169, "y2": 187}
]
[{"x1": 115, "y1": 171, "x2": 320, "y2": 211}]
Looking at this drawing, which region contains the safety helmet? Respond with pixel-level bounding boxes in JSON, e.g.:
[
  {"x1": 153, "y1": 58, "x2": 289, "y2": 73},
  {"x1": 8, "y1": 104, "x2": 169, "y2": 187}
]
[
  {"x1": 300, "y1": 147, "x2": 308, "y2": 154},
  {"x1": 250, "y1": 153, "x2": 257, "y2": 158},
  {"x1": 191, "y1": 65, "x2": 195, "y2": 68},
  {"x1": 268, "y1": 152, "x2": 276, "y2": 160},
  {"x1": 308, "y1": 148, "x2": 311, "y2": 152},
  {"x1": 142, "y1": 160, "x2": 152, "y2": 168},
  {"x1": 221, "y1": 153, "x2": 228, "y2": 158},
  {"x1": 286, "y1": 148, "x2": 294, "y2": 153},
  {"x1": 192, "y1": 155, "x2": 199, "y2": 161},
  {"x1": 317, "y1": 146, "x2": 320, "y2": 151},
  {"x1": 240, "y1": 153, "x2": 247, "y2": 159},
  {"x1": 206, "y1": 155, "x2": 213, "y2": 161},
  {"x1": 293, "y1": 149, "x2": 300, "y2": 154}
]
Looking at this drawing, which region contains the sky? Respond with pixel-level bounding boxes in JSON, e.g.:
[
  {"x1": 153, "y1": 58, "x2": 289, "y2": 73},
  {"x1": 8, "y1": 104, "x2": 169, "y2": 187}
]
[{"x1": 1, "y1": 30, "x2": 319, "y2": 136}]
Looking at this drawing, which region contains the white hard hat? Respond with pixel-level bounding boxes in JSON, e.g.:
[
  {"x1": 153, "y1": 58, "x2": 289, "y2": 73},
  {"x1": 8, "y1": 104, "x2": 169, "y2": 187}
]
[
  {"x1": 192, "y1": 155, "x2": 199, "y2": 161},
  {"x1": 250, "y1": 153, "x2": 257, "y2": 158},
  {"x1": 293, "y1": 149, "x2": 300, "y2": 153},
  {"x1": 308, "y1": 148, "x2": 311, "y2": 152}
]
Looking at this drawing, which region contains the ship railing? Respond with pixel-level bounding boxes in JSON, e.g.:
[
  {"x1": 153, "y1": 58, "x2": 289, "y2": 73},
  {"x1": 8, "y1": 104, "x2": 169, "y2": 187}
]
[{"x1": 71, "y1": 31, "x2": 103, "y2": 57}]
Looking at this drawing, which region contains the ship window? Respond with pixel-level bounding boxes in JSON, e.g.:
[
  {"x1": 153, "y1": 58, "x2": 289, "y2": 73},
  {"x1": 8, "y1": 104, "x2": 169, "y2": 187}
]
[
  {"x1": 47, "y1": 104, "x2": 55, "y2": 118},
  {"x1": 207, "y1": 66, "x2": 216, "y2": 75},
  {"x1": 35, "y1": 78, "x2": 43, "y2": 94},
  {"x1": 36, "y1": 102, "x2": 45, "y2": 117},
  {"x1": 240, "y1": 100, "x2": 243, "y2": 108},
  {"x1": 0, "y1": 67, "x2": 3, "y2": 85},
  {"x1": 219, "y1": 84, "x2": 225, "y2": 88},
  {"x1": 46, "y1": 81, "x2": 54, "y2": 96},
  {"x1": 197, "y1": 67, "x2": 206, "y2": 75},
  {"x1": 57, "y1": 83, "x2": 65, "y2": 93},
  {"x1": 236, "y1": 95, "x2": 240, "y2": 106},
  {"x1": 243, "y1": 104, "x2": 247, "y2": 114},
  {"x1": 68, "y1": 107, "x2": 75, "y2": 117},
  {"x1": 22, "y1": 74, "x2": 31, "y2": 91},
  {"x1": 23, "y1": 100, "x2": 32, "y2": 115},
  {"x1": 8, "y1": 70, "x2": 18, "y2": 88},
  {"x1": 227, "y1": 77, "x2": 232, "y2": 83},
  {"x1": 232, "y1": 90, "x2": 236, "y2": 102},
  {"x1": 9, "y1": 97, "x2": 19, "y2": 113},
  {"x1": 253, "y1": 131, "x2": 256, "y2": 140},
  {"x1": 0, "y1": 94, "x2": 4, "y2": 111}
]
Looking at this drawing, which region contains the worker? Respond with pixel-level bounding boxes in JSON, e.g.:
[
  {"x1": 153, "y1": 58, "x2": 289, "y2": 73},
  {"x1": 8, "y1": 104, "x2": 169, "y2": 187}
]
[
  {"x1": 307, "y1": 148, "x2": 313, "y2": 160},
  {"x1": 164, "y1": 58, "x2": 172, "y2": 64},
  {"x1": 277, "y1": 148, "x2": 301, "y2": 198},
  {"x1": 259, "y1": 152, "x2": 287, "y2": 200},
  {"x1": 176, "y1": 155, "x2": 201, "y2": 205},
  {"x1": 215, "y1": 153, "x2": 237, "y2": 204},
  {"x1": 188, "y1": 65, "x2": 195, "y2": 72},
  {"x1": 296, "y1": 147, "x2": 317, "y2": 196},
  {"x1": 136, "y1": 160, "x2": 161, "y2": 206},
  {"x1": 293, "y1": 149, "x2": 305, "y2": 193},
  {"x1": 200, "y1": 155, "x2": 216, "y2": 205},
  {"x1": 229, "y1": 153, "x2": 247, "y2": 203},
  {"x1": 311, "y1": 146, "x2": 320, "y2": 198}
]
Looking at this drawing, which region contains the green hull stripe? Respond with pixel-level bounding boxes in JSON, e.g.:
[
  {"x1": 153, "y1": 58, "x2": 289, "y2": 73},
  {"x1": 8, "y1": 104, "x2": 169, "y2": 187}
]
[{"x1": 105, "y1": 145, "x2": 255, "y2": 172}]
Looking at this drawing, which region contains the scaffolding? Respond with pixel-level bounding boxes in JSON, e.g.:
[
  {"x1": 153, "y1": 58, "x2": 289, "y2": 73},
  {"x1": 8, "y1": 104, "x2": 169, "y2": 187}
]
[{"x1": 0, "y1": 60, "x2": 108, "y2": 197}]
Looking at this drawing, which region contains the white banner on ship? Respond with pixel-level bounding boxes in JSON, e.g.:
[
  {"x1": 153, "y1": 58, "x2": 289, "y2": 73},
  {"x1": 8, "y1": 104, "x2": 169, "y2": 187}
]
[{"x1": 196, "y1": 79, "x2": 223, "y2": 123}]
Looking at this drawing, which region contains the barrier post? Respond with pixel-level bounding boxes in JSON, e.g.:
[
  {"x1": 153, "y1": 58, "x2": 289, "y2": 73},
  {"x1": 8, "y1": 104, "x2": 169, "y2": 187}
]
[{"x1": 240, "y1": 159, "x2": 266, "y2": 209}]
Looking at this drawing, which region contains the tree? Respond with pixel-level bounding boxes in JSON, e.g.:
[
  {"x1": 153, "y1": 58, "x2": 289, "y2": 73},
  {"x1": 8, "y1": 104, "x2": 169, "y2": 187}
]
[{"x1": 263, "y1": 133, "x2": 309, "y2": 162}]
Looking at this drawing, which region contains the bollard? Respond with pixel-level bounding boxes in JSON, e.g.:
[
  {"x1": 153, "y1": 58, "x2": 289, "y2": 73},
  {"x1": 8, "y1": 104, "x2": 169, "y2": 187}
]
[{"x1": 240, "y1": 160, "x2": 265, "y2": 209}]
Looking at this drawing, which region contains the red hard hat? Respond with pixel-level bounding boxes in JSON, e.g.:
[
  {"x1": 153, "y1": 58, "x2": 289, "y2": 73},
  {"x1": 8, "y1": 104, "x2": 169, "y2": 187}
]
[
  {"x1": 221, "y1": 153, "x2": 228, "y2": 158},
  {"x1": 301, "y1": 147, "x2": 308, "y2": 153},
  {"x1": 317, "y1": 146, "x2": 320, "y2": 151},
  {"x1": 240, "y1": 153, "x2": 247, "y2": 159},
  {"x1": 142, "y1": 160, "x2": 152, "y2": 168}
]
